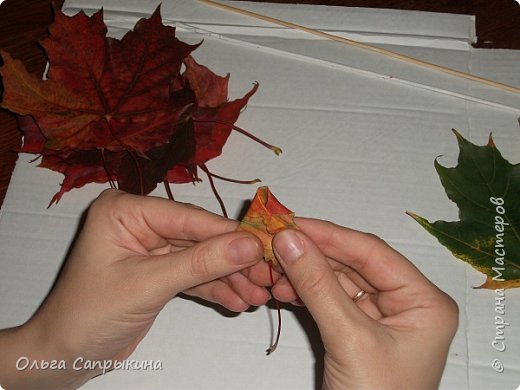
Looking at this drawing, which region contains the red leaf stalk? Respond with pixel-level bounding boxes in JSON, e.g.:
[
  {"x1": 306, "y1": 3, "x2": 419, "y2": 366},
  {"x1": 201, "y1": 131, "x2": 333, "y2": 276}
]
[
  {"x1": 164, "y1": 181, "x2": 174, "y2": 200},
  {"x1": 193, "y1": 118, "x2": 282, "y2": 156},
  {"x1": 200, "y1": 163, "x2": 228, "y2": 218}
]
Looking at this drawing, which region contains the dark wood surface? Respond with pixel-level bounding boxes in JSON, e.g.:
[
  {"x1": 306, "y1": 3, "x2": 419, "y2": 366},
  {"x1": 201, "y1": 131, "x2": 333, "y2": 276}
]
[{"x1": 1, "y1": 0, "x2": 519, "y2": 208}]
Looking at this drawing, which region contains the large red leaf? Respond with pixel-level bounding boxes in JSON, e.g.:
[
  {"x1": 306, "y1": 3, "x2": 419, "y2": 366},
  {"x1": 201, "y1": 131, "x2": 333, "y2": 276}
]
[
  {"x1": 1, "y1": 7, "x2": 279, "y2": 207},
  {"x1": 1, "y1": 7, "x2": 197, "y2": 155}
]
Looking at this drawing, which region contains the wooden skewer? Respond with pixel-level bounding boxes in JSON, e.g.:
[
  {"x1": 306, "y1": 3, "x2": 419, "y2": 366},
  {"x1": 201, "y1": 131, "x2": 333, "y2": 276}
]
[{"x1": 198, "y1": 0, "x2": 520, "y2": 94}]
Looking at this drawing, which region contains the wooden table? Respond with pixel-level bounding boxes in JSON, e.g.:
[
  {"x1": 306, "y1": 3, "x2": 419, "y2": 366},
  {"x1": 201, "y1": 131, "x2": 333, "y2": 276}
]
[{"x1": 1, "y1": 0, "x2": 519, "y2": 207}]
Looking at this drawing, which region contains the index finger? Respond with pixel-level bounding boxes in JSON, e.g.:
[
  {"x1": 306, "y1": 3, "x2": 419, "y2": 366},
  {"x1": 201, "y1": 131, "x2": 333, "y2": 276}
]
[
  {"x1": 294, "y1": 218, "x2": 433, "y2": 292},
  {"x1": 92, "y1": 190, "x2": 238, "y2": 248}
]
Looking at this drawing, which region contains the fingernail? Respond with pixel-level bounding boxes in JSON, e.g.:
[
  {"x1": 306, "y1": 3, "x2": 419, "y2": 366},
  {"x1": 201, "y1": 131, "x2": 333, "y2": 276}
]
[
  {"x1": 274, "y1": 230, "x2": 304, "y2": 264},
  {"x1": 228, "y1": 236, "x2": 260, "y2": 265}
]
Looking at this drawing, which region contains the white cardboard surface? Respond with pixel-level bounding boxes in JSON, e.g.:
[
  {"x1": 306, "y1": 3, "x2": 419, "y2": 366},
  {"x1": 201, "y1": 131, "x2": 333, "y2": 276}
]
[{"x1": 1, "y1": 1, "x2": 519, "y2": 389}]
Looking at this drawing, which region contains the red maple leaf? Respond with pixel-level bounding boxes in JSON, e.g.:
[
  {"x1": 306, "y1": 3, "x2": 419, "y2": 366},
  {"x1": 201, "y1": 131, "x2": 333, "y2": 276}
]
[
  {"x1": 1, "y1": 7, "x2": 280, "y2": 211},
  {"x1": 2, "y1": 7, "x2": 196, "y2": 154}
]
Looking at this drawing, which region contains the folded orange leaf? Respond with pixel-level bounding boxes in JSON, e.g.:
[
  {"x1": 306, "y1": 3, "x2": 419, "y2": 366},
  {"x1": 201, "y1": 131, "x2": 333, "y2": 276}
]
[{"x1": 238, "y1": 186, "x2": 297, "y2": 265}]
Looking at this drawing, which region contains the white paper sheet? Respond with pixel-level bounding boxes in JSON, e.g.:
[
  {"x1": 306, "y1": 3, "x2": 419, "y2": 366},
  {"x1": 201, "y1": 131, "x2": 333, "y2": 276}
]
[{"x1": 1, "y1": 1, "x2": 519, "y2": 389}]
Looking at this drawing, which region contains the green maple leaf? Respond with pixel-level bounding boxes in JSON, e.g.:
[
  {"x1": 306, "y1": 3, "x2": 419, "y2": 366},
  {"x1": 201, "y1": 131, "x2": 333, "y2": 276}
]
[{"x1": 408, "y1": 129, "x2": 520, "y2": 289}]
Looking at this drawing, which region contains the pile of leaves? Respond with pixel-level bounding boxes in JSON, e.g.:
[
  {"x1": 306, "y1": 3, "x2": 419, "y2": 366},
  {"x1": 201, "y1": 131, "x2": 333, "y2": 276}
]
[
  {"x1": 408, "y1": 130, "x2": 520, "y2": 289},
  {"x1": 0, "y1": 7, "x2": 280, "y2": 214}
]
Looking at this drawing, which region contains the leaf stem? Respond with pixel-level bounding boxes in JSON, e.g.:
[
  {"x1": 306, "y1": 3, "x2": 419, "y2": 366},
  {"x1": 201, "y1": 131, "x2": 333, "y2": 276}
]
[
  {"x1": 193, "y1": 119, "x2": 282, "y2": 155},
  {"x1": 200, "y1": 163, "x2": 228, "y2": 217},
  {"x1": 266, "y1": 263, "x2": 282, "y2": 355},
  {"x1": 100, "y1": 148, "x2": 117, "y2": 189},
  {"x1": 231, "y1": 123, "x2": 282, "y2": 155},
  {"x1": 127, "y1": 150, "x2": 144, "y2": 196},
  {"x1": 164, "y1": 181, "x2": 175, "y2": 200},
  {"x1": 206, "y1": 171, "x2": 261, "y2": 185}
]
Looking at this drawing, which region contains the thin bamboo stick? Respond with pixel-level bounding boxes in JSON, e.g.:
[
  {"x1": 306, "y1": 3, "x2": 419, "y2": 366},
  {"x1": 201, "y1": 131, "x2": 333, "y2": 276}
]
[{"x1": 198, "y1": 0, "x2": 520, "y2": 94}]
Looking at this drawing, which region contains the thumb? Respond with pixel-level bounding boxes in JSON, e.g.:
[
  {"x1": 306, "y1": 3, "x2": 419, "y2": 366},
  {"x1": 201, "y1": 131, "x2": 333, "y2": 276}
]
[
  {"x1": 151, "y1": 232, "x2": 263, "y2": 302},
  {"x1": 273, "y1": 229, "x2": 365, "y2": 338}
]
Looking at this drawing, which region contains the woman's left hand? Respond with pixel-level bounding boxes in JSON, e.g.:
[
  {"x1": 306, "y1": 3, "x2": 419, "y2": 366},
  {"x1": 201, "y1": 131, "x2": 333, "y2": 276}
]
[{"x1": 0, "y1": 189, "x2": 272, "y2": 389}]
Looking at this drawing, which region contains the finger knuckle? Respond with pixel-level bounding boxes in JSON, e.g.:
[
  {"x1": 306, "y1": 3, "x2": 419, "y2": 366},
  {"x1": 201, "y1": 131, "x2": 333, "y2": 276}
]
[
  {"x1": 89, "y1": 189, "x2": 124, "y2": 215},
  {"x1": 441, "y1": 294, "x2": 460, "y2": 333},
  {"x1": 363, "y1": 232, "x2": 386, "y2": 245},
  {"x1": 422, "y1": 289, "x2": 459, "y2": 336},
  {"x1": 297, "y1": 266, "x2": 329, "y2": 298},
  {"x1": 97, "y1": 188, "x2": 122, "y2": 201},
  {"x1": 188, "y1": 245, "x2": 214, "y2": 277}
]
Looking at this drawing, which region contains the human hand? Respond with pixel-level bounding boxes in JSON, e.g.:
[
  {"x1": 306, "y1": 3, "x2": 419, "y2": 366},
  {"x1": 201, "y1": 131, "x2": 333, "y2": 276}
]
[
  {"x1": 271, "y1": 219, "x2": 458, "y2": 390},
  {"x1": 0, "y1": 189, "x2": 270, "y2": 389}
]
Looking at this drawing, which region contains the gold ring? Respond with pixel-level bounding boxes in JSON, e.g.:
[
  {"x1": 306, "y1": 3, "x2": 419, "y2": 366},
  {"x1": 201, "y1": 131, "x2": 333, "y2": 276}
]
[{"x1": 352, "y1": 289, "x2": 367, "y2": 302}]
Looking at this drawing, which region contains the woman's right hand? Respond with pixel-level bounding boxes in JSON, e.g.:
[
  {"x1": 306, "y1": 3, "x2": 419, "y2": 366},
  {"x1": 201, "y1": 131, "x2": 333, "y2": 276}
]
[{"x1": 272, "y1": 218, "x2": 458, "y2": 390}]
